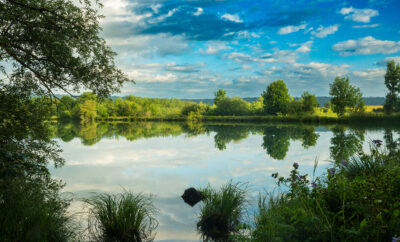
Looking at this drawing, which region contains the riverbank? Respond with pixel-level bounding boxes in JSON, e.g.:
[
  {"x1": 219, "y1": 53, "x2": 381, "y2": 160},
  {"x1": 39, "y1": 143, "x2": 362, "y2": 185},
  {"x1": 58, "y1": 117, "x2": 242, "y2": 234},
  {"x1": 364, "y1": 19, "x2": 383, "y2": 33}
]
[{"x1": 92, "y1": 113, "x2": 400, "y2": 124}]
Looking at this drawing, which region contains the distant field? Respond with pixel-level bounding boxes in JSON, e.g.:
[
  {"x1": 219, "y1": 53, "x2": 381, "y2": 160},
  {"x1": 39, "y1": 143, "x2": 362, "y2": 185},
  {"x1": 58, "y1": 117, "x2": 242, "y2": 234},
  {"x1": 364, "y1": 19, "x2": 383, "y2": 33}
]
[{"x1": 365, "y1": 105, "x2": 383, "y2": 112}]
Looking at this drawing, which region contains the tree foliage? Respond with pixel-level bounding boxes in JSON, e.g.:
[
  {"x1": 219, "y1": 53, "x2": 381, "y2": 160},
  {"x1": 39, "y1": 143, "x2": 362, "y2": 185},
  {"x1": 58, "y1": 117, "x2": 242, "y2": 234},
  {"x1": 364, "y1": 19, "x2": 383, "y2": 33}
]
[
  {"x1": 0, "y1": 0, "x2": 131, "y2": 97},
  {"x1": 384, "y1": 60, "x2": 400, "y2": 114},
  {"x1": 214, "y1": 89, "x2": 227, "y2": 106},
  {"x1": 262, "y1": 80, "x2": 291, "y2": 115},
  {"x1": 329, "y1": 76, "x2": 363, "y2": 116}
]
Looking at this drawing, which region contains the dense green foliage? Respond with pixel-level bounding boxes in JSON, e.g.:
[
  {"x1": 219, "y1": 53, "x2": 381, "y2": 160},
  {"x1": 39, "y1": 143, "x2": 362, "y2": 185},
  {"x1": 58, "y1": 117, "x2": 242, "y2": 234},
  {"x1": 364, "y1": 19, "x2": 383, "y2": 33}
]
[
  {"x1": 0, "y1": 0, "x2": 130, "y2": 241},
  {"x1": 253, "y1": 142, "x2": 400, "y2": 242},
  {"x1": 262, "y1": 80, "x2": 291, "y2": 115},
  {"x1": 0, "y1": 0, "x2": 130, "y2": 97},
  {"x1": 384, "y1": 61, "x2": 400, "y2": 114},
  {"x1": 85, "y1": 190, "x2": 158, "y2": 242},
  {"x1": 329, "y1": 76, "x2": 364, "y2": 116}
]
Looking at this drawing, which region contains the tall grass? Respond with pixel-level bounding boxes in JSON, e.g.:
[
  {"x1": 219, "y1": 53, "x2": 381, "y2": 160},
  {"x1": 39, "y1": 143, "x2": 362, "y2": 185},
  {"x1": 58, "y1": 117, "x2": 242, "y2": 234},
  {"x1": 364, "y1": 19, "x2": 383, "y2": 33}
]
[
  {"x1": 251, "y1": 143, "x2": 400, "y2": 241},
  {"x1": 85, "y1": 190, "x2": 158, "y2": 242},
  {"x1": 197, "y1": 182, "x2": 247, "y2": 241}
]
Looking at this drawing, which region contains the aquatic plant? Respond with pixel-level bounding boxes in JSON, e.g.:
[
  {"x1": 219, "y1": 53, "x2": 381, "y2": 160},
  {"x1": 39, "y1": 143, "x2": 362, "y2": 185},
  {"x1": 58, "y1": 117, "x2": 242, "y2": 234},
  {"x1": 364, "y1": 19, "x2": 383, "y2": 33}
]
[
  {"x1": 85, "y1": 190, "x2": 158, "y2": 242},
  {"x1": 197, "y1": 182, "x2": 247, "y2": 241}
]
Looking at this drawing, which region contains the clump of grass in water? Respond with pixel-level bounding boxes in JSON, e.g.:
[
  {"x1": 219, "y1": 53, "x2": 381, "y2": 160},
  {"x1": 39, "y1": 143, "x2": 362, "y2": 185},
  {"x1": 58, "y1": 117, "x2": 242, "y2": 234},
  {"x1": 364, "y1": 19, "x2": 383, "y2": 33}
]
[
  {"x1": 85, "y1": 190, "x2": 158, "y2": 242},
  {"x1": 197, "y1": 182, "x2": 247, "y2": 241}
]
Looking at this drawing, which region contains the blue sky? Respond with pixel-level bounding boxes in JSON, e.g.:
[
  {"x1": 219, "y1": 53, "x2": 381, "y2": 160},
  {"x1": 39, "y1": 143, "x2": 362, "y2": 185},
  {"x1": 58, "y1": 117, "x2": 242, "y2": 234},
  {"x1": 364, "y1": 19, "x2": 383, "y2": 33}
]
[{"x1": 99, "y1": 0, "x2": 400, "y2": 98}]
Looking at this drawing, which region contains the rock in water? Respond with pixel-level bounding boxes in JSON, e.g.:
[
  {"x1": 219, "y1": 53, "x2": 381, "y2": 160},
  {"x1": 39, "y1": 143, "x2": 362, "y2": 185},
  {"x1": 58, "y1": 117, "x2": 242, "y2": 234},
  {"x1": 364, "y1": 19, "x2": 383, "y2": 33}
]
[{"x1": 181, "y1": 187, "x2": 204, "y2": 207}]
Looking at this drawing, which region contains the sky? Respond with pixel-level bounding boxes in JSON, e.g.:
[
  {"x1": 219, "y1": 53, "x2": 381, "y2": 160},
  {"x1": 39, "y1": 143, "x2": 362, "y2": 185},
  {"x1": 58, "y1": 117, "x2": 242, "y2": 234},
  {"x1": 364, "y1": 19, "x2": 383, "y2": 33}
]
[{"x1": 98, "y1": 0, "x2": 400, "y2": 98}]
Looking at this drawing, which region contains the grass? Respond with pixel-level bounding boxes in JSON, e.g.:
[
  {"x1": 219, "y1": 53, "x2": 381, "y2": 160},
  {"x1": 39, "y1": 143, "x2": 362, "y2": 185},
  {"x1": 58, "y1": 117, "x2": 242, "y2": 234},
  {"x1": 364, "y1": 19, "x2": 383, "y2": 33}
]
[
  {"x1": 251, "y1": 143, "x2": 400, "y2": 241},
  {"x1": 84, "y1": 190, "x2": 158, "y2": 242},
  {"x1": 197, "y1": 182, "x2": 247, "y2": 241}
]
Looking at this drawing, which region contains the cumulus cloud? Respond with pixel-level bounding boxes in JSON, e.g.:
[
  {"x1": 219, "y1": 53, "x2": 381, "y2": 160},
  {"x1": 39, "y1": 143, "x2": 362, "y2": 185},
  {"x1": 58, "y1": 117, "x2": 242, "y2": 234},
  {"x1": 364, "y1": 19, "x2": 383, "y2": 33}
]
[
  {"x1": 332, "y1": 36, "x2": 400, "y2": 56},
  {"x1": 311, "y1": 25, "x2": 339, "y2": 38},
  {"x1": 105, "y1": 34, "x2": 191, "y2": 58},
  {"x1": 228, "y1": 41, "x2": 312, "y2": 64},
  {"x1": 375, "y1": 56, "x2": 400, "y2": 66},
  {"x1": 339, "y1": 7, "x2": 379, "y2": 23},
  {"x1": 278, "y1": 23, "x2": 307, "y2": 34},
  {"x1": 200, "y1": 42, "x2": 231, "y2": 54},
  {"x1": 221, "y1": 13, "x2": 243, "y2": 23},
  {"x1": 352, "y1": 68, "x2": 386, "y2": 79},
  {"x1": 296, "y1": 41, "x2": 313, "y2": 53}
]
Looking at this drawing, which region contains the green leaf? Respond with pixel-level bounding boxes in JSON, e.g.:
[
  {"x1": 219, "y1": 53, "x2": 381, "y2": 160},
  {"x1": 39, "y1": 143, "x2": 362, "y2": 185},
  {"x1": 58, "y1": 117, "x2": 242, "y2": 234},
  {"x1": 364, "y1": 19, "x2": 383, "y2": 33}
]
[{"x1": 360, "y1": 219, "x2": 367, "y2": 229}]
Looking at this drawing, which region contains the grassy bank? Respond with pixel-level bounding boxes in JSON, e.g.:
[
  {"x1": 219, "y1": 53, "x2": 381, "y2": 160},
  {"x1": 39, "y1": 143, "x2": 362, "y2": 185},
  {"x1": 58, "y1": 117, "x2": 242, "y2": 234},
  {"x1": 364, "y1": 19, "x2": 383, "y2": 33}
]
[{"x1": 94, "y1": 113, "x2": 400, "y2": 124}]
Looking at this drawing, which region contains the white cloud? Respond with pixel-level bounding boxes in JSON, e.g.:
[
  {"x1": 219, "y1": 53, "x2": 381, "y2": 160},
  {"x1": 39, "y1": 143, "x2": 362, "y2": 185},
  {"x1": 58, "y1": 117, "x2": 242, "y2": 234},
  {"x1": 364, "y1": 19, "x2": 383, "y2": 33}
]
[
  {"x1": 353, "y1": 24, "x2": 379, "y2": 28},
  {"x1": 332, "y1": 36, "x2": 400, "y2": 56},
  {"x1": 200, "y1": 42, "x2": 231, "y2": 54},
  {"x1": 221, "y1": 13, "x2": 243, "y2": 23},
  {"x1": 375, "y1": 56, "x2": 400, "y2": 66},
  {"x1": 228, "y1": 41, "x2": 312, "y2": 64},
  {"x1": 278, "y1": 23, "x2": 307, "y2": 35},
  {"x1": 339, "y1": 7, "x2": 379, "y2": 23},
  {"x1": 352, "y1": 68, "x2": 385, "y2": 79},
  {"x1": 296, "y1": 41, "x2": 313, "y2": 53},
  {"x1": 193, "y1": 7, "x2": 203, "y2": 16},
  {"x1": 311, "y1": 25, "x2": 339, "y2": 38}
]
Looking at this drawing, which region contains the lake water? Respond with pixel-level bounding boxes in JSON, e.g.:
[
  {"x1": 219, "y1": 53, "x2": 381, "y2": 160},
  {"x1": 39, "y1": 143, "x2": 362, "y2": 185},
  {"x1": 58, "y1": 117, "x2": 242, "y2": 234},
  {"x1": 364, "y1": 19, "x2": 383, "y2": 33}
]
[{"x1": 49, "y1": 122, "x2": 399, "y2": 241}]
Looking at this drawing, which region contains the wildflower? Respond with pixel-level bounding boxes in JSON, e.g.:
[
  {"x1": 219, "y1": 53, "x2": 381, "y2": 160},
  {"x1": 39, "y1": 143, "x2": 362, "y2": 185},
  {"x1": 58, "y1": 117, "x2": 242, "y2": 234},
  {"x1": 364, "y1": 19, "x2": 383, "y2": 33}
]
[
  {"x1": 293, "y1": 162, "x2": 299, "y2": 169},
  {"x1": 328, "y1": 168, "x2": 335, "y2": 176},
  {"x1": 392, "y1": 236, "x2": 400, "y2": 242},
  {"x1": 340, "y1": 160, "x2": 348, "y2": 166},
  {"x1": 298, "y1": 175, "x2": 307, "y2": 180},
  {"x1": 311, "y1": 182, "x2": 317, "y2": 189},
  {"x1": 372, "y1": 139, "x2": 383, "y2": 147}
]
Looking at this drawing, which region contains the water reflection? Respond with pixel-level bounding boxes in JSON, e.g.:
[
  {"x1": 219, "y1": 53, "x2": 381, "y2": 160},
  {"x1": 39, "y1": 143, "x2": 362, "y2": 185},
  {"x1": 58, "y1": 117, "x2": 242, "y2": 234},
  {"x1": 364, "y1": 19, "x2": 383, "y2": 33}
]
[
  {"x1": 52, "y1": 122, "x2": 322, "y2": 160},
  {"x1": 49, "y1": 121, "x2": 400, "y2": 241}
]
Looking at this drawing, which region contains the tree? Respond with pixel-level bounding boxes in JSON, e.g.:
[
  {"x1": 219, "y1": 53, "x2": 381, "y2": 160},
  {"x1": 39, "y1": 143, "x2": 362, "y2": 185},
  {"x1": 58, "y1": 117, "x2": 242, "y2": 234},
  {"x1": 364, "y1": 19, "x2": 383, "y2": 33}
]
[
  {"x1": 0, "y1": 1, "x2": 130, "y2": 240},
  {"x1": 262, "y1": 80, "x2": 291, "y2": 115},
  {"x1": 0, "y1": 0, "x2": 131, "y2": 98},
  {"x1": 212, "y1": 97, "x2": 250, "y2": 116},
  {"x1": 214, "y1": 89, "x2": 226, "y2": 106},
  {"x1": 383, "y1": 61, "x2": 400, "y2": 114},
  {"x1": 301, "y1": 92, "x2": 318, "y2": 113},
  {"x1": 329, "y1": 76, "x2": 363, "y2": 116}
]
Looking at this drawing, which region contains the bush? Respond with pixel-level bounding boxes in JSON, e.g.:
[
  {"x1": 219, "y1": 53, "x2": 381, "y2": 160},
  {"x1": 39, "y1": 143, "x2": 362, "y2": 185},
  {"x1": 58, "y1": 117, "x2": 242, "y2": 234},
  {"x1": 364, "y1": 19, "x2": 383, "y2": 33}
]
[
  {"x1": 85, "y1": 190, "x2": 158, "y2": 242},
  {"x1": 197, "y1": 182, "x2": 247, "y2": 241},
  {"x1": 253, "y1": 143, "x2": 400, "y2": 241},
  {"x1": 210, "y1": 97, "x2": 250, "y2": 116}
]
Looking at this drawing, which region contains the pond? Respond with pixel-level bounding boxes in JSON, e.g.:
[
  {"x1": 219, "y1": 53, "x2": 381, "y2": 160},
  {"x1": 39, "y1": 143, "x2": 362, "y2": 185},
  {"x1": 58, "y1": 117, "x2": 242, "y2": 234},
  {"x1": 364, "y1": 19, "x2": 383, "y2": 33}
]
[{"x1": 49, "y1": 122, "x2": 400, "y2": 241}]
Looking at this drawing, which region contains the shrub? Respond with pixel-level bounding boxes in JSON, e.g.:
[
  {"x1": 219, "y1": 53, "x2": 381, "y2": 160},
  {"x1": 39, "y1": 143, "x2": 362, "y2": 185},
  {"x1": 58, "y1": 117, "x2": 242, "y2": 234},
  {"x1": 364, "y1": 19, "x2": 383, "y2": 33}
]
[
  {"x1": 85, "y1": 190, "x2": 158, "y2": 242},
  {"x1": 210, "y1": 97, "x2": 250, "y2": 116},
  {"x1": 253, "y1": 143, "x2": 400, "y2": 241}
]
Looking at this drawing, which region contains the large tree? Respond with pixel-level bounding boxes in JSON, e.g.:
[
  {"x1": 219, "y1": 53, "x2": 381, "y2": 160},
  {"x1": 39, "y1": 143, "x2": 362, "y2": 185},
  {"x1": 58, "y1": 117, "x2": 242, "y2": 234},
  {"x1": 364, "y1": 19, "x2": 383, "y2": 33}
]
[
  {"x1": 0, "y1": 0, "x2": 130, "y2": 98},
  {"x1": 262, "y1": 80, "x2": 291, "y2": 115},
  {"x1": 383, "y1": 60, "x2": 400, "y2": 114},
  {"x1": 0, "y1": 1, "x2": 130, "y2": 239},
  {"x1": 329, "y1": 76, "x2": 363, "y2": 116}
]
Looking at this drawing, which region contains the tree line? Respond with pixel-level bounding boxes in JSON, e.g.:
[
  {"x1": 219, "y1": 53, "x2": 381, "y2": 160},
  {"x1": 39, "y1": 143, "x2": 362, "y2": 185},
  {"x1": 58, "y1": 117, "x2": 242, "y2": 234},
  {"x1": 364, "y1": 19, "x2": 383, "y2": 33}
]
[{"x1": 40, "y1": 60, "x2": 399, "y2": 122}]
